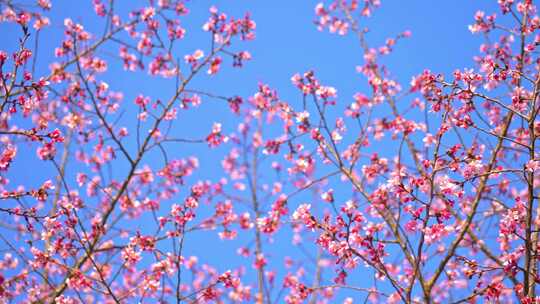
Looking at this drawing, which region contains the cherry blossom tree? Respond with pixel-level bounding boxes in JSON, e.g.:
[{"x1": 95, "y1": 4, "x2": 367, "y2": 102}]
[{"x1": 0, "y1": 0, "x2": 539, "y2": 303}]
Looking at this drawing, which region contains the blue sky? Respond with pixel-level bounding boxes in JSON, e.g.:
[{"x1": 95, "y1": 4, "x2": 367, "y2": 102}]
[{"x1": 0, "y1": 0, "x2": 505, "y2": 302}]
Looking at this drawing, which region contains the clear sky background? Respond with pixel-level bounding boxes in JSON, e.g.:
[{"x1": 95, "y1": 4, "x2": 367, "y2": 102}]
[{"x1": 0, "y1": 0, "x2": 503, "y2": 302}]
